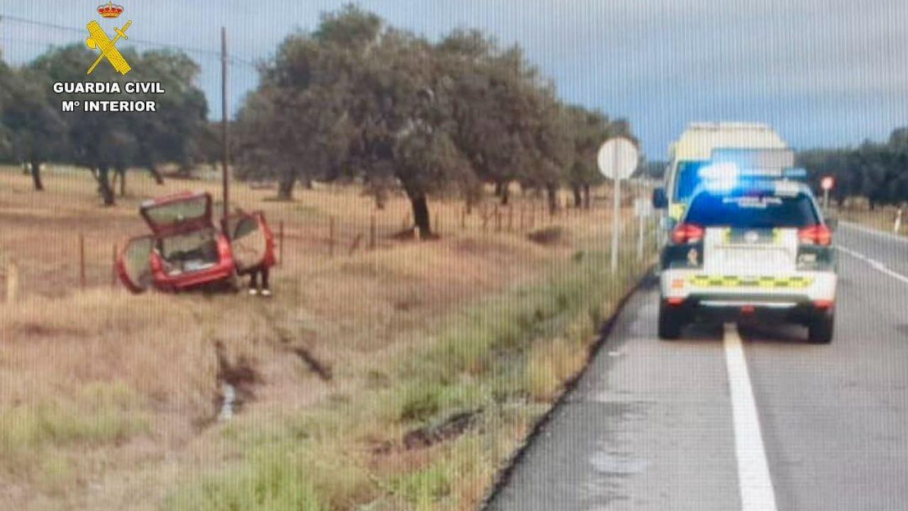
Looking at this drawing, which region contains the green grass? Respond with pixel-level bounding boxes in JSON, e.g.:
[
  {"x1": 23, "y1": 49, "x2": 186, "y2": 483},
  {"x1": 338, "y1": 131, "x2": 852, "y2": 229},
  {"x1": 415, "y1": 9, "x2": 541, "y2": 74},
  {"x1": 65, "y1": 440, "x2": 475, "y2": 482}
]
[
  {"x1": 0, "y1": 383, "x2": 149, "y2": 479},
  {"x1": 166, "y1": 249, "x2": 652, "y2": 511}
]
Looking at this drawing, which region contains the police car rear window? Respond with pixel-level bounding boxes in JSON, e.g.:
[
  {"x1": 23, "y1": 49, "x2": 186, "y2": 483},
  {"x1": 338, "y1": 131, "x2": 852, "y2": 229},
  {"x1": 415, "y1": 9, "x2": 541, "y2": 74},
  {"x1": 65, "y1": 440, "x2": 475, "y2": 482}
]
[{"x1": 685, "y1": 192, "x2": 820, "y2": 228}]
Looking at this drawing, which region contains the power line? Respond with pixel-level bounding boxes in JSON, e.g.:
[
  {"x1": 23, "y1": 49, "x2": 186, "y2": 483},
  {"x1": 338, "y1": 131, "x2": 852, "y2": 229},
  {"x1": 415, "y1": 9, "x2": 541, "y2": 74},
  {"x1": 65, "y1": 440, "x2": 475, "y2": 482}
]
[{"x1": 0, "y1": 13, "x2": 258, "y2": 67}]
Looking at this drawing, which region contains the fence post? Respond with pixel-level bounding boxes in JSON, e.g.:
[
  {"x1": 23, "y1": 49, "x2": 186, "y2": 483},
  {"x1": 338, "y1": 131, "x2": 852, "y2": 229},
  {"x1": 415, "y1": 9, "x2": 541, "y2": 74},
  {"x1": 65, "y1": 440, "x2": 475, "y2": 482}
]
[
  {"x1": 112, "y1": 244, "x2": 117, "y2": 288},
  {"x1": 461, "y1": 208, "x2": 466, "y2": 230},
  {"x1": 279, "y1": 220, "x2": 285, "y2": 266},
  {"x1": 79, "y1": 234, "x2": 86, "y2": 289},
  {"x1": 6, "y1": 262, "x2": 18, "y2": 303},
  {"x1": 494, "y1": 206, "x2": 501, "y2": 232},
  {"x1": 370, "y1": 215, "x2": 376, "y2": 250},
  {"x1": 329, "y1": 217, "x2": 335, "y2": 258},
  {"x1": 508, "y1": 204, "x2": 513, "y2": 231},
  {"x1": 349, "y1": 233, "x2": 364, "y2": 256}
]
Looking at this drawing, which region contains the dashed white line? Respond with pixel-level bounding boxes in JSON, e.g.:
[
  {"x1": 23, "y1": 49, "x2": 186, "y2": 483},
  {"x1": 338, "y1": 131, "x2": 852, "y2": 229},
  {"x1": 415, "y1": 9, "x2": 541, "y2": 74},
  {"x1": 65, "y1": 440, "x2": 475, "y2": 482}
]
[
  {"x1": 724, "y1": 323, "x2": 778, "y2": 511},
  {"x1": 838, "y1": 245, "x2": 908, "y2": 285}
]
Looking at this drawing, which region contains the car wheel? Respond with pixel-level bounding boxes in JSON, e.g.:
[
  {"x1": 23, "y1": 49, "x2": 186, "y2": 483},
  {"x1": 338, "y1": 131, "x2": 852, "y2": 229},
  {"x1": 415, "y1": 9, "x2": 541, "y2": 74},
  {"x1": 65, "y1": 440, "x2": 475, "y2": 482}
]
[
  {"x1": 658, "y1": 302, "x2": 684, "y2": 340},
  {"x1": 808, "y1": 310, "x2": 834, "y2": 344}
]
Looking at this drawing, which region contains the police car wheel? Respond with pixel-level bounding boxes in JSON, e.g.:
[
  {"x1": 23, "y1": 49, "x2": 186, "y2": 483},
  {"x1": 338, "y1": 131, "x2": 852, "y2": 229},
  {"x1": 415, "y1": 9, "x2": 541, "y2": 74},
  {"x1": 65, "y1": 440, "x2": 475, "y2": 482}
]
[
  {"x1": 808, "y1": 311, "x2": 834, "y2": 344},
  {"x1": 658, "y1": 302, "x2": 684, "y2": 340}
]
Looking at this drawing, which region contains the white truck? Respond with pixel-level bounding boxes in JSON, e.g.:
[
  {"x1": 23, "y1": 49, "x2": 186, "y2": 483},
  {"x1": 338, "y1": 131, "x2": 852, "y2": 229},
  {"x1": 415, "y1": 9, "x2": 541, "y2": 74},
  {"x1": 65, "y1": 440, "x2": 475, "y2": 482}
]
[{"x1": 652, "y1": 123, "x2": 790, "y2": 223}]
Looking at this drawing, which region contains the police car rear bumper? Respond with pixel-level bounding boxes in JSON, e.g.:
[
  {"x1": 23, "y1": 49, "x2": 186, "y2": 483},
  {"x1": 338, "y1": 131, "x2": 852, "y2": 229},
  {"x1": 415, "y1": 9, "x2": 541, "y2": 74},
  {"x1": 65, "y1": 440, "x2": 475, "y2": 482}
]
[{"x1": 660, "y1": 269, "x2": 837, "y2": 313}]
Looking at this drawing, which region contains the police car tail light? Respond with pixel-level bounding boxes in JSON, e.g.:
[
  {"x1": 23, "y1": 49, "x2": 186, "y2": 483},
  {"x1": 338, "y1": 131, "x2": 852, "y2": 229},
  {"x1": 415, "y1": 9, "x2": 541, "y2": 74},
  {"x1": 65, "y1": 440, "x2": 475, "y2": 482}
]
[
  {"x1": 672, "y1": 223, "x2": 704, "y2": 244},
  {"x1": 797, "y1": 225, "x2": 832, "y2": 246}
]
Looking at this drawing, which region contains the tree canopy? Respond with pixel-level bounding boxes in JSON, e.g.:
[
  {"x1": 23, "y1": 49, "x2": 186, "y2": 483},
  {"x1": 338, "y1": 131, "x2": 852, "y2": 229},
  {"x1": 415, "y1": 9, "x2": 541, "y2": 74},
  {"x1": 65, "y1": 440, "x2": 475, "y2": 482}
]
[{"x1": 235, "y1": 6, "x2": 631, "y2": 237}]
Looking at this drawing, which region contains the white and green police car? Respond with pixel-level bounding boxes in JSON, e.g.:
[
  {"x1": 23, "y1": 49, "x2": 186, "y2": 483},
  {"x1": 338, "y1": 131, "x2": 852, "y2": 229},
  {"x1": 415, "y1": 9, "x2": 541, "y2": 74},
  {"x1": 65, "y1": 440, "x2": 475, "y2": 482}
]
[{"x1": 658, "y1": 171, "x2": 838, "y2": 343}]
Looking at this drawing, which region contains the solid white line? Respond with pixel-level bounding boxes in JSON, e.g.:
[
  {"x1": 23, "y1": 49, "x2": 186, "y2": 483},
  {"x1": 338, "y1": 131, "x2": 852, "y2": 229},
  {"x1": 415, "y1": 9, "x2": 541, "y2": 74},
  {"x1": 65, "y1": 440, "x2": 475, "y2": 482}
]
[
  {"x1": 838, "y1": 245, "x2": 908, "y2": 285},
  {"x1": 841, "y1": 221, "x2": 908, "y2": 244},
  {"x1": 724, "y1": 323, "x2": 778, "y2": 511}
]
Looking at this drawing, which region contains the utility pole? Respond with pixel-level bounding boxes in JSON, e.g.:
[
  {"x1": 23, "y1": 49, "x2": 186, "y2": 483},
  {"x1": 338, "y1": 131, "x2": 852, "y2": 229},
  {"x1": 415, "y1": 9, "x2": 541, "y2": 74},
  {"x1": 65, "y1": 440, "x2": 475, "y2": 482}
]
[{"x1": 221, "y1": 26, "x2": 231, "y2": 234}]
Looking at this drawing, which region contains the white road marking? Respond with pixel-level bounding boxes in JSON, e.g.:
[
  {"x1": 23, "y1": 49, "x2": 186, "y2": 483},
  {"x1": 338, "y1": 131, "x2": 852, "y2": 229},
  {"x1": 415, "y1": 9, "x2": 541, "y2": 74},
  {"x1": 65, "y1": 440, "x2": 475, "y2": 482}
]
[
  {"x1": 838, "y1": 245, "x2": 908, "y2": 285},
  {"x1": 724, "y1": 323, "x2": 778, "y2": 511},
  {"x1": 841, "y1": 221, "x2": 908, "y2": 244}
]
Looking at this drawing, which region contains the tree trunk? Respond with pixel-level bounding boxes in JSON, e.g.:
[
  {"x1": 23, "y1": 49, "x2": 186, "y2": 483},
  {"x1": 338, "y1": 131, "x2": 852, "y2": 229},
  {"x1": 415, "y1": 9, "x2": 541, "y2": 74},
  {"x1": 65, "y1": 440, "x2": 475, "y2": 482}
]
[
  {"x1": 117, "y1": 167, "x2": 127, "y2": 197},
  {"x1": 546, "y1": 185, "x2": 558, "y2": 215},
  {"x1": 500, "y1": 182, "x2": 510, "y2": 205},
  {"x1": 30, "y1": 161, "x2": 44, "y2": 191},
  {"x1": 97, "y1": 165, "x2": 115, "y2": 206},
  {"x1": 572, "y1": 185, "x2": 582, "y2": 208},
  {"x1": 277, "y1": 178, "x2": 296, "y2": 201},
  {"x1": 410, "y1": 194, "x2": 432, "y2": 239},
  {"x1": 148, "y1": 165, "x2": 165, "y2": 185},
  {"x1": 583, "y1": 184, "x2": 591, "y2": 209},
  {"x1": 301, "y1": 174, "x2": 313, "y2": 190},
  {"x1": 494, "y1": 181, "x2": 504, "y2": 198}
]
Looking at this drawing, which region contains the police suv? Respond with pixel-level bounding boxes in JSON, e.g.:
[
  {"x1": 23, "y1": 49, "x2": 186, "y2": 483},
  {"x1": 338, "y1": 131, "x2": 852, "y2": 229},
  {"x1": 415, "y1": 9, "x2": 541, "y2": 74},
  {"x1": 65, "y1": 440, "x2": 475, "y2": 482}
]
[{"x1": 658, "y1": 170, "x2": 837, "y2": 343}]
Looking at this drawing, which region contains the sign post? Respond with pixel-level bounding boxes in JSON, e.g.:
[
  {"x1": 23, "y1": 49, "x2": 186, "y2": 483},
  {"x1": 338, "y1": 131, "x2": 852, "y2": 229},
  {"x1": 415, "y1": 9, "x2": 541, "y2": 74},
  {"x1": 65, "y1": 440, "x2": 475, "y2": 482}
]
[
  {"x1": 820, "y1": 176, "x2": 834, "y2": 211},
  {"x1": 598, "y1": 138, "x2": 639, "y2": 274}
]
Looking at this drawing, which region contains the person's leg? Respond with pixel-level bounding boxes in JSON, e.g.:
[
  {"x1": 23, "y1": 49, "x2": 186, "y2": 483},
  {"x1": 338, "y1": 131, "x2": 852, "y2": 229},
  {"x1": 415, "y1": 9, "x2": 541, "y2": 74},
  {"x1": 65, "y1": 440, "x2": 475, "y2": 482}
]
[
  {"x1": 260, "y1": 267, "x2": 271, "y2": 297},
  {"x1": 248, "y1": 270, "x2": 259, "y2": 295}
]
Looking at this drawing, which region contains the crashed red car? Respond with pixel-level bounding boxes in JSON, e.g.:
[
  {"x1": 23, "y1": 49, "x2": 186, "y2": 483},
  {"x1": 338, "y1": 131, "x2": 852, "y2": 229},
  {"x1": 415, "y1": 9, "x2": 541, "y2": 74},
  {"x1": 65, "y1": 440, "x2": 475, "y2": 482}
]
[{"x1": 116, "y1": 191, "x2": 275, "y2": 293}]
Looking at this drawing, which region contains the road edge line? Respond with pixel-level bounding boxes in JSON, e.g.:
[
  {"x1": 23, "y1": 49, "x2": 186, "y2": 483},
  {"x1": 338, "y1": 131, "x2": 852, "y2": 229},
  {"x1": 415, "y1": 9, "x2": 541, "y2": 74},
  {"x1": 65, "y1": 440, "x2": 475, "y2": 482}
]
[
  {"x1": 724, "y1": 323, "x2": 778, "y2": 511},
  {"x1": 838, "y1": 245, "x2": 908, "y2": 285},
  {"x1": 478, "y1": 266, "x2": 655, "y2": 510}
]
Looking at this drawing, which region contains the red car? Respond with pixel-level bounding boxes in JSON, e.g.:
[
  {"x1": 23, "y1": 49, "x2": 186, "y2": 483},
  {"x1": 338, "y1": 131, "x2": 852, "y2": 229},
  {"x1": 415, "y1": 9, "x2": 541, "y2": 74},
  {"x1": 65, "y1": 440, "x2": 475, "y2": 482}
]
[{"x1": 117, "y1": 191, "x2": 275, "y2": 293}]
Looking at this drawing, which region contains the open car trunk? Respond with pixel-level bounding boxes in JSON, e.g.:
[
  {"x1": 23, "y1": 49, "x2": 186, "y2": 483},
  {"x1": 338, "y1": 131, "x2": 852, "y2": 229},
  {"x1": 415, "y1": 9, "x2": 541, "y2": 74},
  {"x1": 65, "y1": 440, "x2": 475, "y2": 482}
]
[{"x1": 157, "y1": 227, "x2": 221, "y2": 276}]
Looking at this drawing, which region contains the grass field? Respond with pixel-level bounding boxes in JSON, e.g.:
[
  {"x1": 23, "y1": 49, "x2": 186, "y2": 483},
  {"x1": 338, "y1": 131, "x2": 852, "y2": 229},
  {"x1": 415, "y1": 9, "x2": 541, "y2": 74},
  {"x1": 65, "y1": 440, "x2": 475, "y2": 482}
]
[{"x1": 0, "y1": 165, "x2": 654, "y2": 510}]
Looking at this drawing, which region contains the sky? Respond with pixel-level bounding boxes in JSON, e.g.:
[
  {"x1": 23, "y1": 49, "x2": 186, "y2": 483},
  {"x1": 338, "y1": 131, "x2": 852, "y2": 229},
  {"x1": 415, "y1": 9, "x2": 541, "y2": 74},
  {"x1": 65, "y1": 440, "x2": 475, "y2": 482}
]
[{"x1": 2, "y1": 0, "x2": 907, "y2": 159}]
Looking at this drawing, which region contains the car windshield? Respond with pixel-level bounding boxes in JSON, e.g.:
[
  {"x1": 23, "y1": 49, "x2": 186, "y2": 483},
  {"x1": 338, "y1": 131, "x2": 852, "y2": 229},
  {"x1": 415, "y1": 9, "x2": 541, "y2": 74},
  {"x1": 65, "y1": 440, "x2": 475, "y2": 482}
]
[
  {"x1": 685, "y1": 191, "x2": 820, "y2": 228},
  {"x1": 673, "y1": 161, "x2": 710, "y2": 202}
]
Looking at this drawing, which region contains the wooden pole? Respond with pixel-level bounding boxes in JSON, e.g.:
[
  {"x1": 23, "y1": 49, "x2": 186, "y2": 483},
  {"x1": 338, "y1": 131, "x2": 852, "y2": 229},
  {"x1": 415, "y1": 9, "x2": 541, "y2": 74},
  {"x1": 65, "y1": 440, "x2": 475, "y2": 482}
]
[
  {"x1": 495, "y1": 207, "x2": 501, "y2": 232},
  {"x1": 329, "y1": 217, "x2": 335, "y2": 257},
  {"x1": 220, "y1": 27, "x2": 231, "y2": 231},
  {"x1": 79, "y1": 234, "x2": 86, "y2": 288},
  {"x1": 370, "y1": 215, "x2": 376, "y2": 250},
  {"x1": 461, "y1": 208, "x2": 466, "y2": 230},
  {"x1": 508, "y1": 204, "x2": 513, "y2": 231},
  {"x1": 279, "y1": 220, "x2": 285, "y2": 266},
  {"x1": 111, "y1": 244, "x2": 117, "y2": 288}
]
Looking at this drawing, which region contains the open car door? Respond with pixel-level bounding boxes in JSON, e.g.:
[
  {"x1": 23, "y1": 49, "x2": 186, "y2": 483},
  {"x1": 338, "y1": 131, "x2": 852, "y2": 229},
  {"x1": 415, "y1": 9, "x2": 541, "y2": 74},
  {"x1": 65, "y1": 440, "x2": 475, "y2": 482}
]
[
  {"x1": 224, "y1": 212, "x2": 275, "y2": 273},
  {"x1": 116, "y1": 235, "x2": 155, "y2": 293}
]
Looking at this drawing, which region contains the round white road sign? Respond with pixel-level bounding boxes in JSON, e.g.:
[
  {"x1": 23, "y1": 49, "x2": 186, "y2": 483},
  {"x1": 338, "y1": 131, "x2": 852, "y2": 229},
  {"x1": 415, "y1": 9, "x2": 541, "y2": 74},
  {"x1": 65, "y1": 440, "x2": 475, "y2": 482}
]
[{"x1": 597, "y1": 137, "x2": 639, "y2": 180}]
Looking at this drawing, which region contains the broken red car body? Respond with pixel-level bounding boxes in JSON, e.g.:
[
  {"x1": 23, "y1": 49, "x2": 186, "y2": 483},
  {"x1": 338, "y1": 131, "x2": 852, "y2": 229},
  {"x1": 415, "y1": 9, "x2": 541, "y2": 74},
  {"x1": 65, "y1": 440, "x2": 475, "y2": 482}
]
[{"x1": 116, "y1": 191, "x2": 274, "y2": 293}]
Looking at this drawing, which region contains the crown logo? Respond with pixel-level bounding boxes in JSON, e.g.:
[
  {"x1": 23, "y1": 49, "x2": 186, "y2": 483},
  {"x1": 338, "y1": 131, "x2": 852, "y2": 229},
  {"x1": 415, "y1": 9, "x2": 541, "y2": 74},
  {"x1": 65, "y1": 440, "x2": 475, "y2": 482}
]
[{"x1": 97, "y1": 2, "x2": 124, "y2": 19}]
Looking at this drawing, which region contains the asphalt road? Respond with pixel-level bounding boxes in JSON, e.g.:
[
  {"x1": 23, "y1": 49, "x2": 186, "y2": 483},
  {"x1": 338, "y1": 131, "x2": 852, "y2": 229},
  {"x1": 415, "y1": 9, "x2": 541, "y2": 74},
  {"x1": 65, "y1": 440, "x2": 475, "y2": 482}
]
[{"x1": 488, "y1": 222, "x2": 908, "y2": 511}]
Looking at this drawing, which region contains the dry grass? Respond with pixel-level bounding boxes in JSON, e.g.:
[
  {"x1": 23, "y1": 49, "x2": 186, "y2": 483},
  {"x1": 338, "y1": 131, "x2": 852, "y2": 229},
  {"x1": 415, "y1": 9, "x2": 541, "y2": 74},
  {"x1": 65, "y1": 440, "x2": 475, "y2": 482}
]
[
  {"x1": 0, "y1": 165, "x2": 649, "y2": 510},
  {"x1": 835, "y1": 205, "x2": 907, "y2": 237}
]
